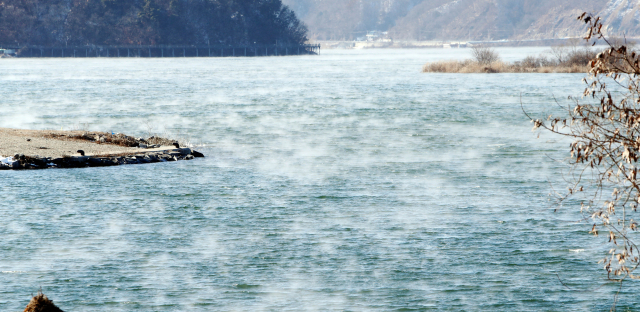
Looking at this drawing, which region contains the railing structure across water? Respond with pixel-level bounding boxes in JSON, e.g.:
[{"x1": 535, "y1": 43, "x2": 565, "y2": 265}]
[{"x1": 2, "y1": 44, "x2": 320, "y2": 58}]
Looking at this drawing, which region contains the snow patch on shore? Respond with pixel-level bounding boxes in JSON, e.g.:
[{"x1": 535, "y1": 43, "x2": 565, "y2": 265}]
[{"x1": 0, "y1": 156, "x2": 14, "y2": 164}]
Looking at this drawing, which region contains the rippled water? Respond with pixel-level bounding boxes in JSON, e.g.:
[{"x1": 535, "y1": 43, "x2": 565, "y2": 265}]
[{"x1": 1, "y1": 48, "x2": 638, "y2": 311}]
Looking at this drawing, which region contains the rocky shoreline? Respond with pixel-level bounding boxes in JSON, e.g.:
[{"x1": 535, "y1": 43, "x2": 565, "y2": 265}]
[
  {"x1": 0, "y1": 128, "x2": 205, "y2": 170},
  {"x1": 1, "y1": 147, "x2": 204, "y2": 170}
]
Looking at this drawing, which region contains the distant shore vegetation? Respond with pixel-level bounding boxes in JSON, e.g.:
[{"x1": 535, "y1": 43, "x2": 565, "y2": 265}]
[
  {"x1": 0, "y1": 0, "x2": 308, "y2": 46},
  {"x1": 423, "y1": 45, "x2": 600, "y2": 73}
]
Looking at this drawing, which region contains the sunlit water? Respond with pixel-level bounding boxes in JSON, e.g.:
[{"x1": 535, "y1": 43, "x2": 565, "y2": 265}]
[{"x1": 1, "y1": 48, "x2": 637, "y2": 311}]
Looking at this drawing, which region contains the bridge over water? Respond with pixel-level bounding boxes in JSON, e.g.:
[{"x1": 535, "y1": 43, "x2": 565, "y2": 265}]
[{"x1": 1, "y1": 44, "x2": 320, "y2": 58}]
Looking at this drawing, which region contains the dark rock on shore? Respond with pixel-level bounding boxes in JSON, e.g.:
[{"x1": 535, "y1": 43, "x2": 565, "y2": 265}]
[{"x1": 0, "y1": 148, "x2": 204, "y2": 170}]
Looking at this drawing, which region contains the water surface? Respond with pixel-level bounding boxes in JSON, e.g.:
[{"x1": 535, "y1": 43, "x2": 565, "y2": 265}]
[{"x1": 0, "y1": 48, "x2": 635, "y2": 311}]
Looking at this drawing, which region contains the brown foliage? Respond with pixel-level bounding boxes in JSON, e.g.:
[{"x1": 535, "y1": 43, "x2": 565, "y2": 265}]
[
  {"x1": 24, "y1": 292, "x2": 63, "y2": 312},
  {"x1": 528, "y1": 13, "x2": 640, "y2": 298}
]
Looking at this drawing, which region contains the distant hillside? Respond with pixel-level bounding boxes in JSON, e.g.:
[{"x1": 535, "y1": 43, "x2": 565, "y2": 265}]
[
  {"x1": 0, "y1": 0, "x2": 308, "y2": 46},
  {"x1": 281, "y1": 0, "x2": 422, "y2": 40},
  {"x1": 281, "y1": 0, "x2": 640, "y2": 41}
]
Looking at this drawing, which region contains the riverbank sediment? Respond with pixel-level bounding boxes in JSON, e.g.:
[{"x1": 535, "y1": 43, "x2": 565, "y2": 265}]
[{"x1": 0, "y1": 128, "x2": 204, "y2": 170}]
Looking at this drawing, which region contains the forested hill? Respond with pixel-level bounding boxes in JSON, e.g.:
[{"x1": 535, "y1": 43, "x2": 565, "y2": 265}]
[
  {"x1": 282, "y1": 0, "x2": 640, "y2": 41},
  {"x1": 0, "y1": 0, "x2": 308, "y2": 46}
]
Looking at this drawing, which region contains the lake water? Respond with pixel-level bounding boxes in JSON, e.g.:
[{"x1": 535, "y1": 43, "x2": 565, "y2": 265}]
[{"x1": 1, "y1": 48, "x2": 637, "y2": 311}]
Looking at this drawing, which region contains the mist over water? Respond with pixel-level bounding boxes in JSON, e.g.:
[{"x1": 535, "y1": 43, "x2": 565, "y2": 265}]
[{"x1": 1, "y1": 48, "x2": 637, "y2": 311}]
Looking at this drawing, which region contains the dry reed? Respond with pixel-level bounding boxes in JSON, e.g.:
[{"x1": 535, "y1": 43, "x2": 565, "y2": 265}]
[
  {"x1": 44, "y1": 131, "x2": 176, "y2": 147},
  {"x1": 23, "y1": 292, "x2": 63, "y2": 312},
  {"x1": 422, "y1": 60, "x2": 588, "y2": 73}
]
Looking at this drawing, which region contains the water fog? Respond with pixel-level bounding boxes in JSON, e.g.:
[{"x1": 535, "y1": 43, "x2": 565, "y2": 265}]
[{"x1": 1, "y1": 48, "x2": 636, "y2": 310}]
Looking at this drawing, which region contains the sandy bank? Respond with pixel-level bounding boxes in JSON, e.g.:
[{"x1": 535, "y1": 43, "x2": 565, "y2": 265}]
[
  {"x1": 0, "y1": 128, "x2": 204, "y2": 169},
  {"x1": 1, "y1": 128, "x2": 156, "y2": 158}
]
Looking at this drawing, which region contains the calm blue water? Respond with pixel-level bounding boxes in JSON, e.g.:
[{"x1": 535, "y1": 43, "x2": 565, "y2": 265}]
[{"x1": 1, "y1": 48, "x2": 637, "y2": 311}]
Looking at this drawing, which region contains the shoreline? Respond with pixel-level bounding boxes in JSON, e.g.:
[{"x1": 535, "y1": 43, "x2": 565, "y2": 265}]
[
  {"x1": 316, "y1": 38, "x2": 615, "y2": 49},
  {"x1": 0, "y1": 128, "x2": 204, "y2": 170}
]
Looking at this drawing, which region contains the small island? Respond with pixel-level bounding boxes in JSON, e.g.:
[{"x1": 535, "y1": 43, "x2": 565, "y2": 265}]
[
  {"x1": 0, "y1": 128, "x2": 204, "y2": 170},
  {"x1": 423, "y1": 45, "x2": 597, "y2": 73}
]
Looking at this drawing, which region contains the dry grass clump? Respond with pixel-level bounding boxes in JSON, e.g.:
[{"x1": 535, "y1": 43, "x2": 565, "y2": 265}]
[
  {"x1": 44, "y1": 131, "x2": 136, "y2": 146},
  {"x1": 24, "y1": 292, "x2": 64, "y2": 312},
  {"x1": 44, "y1": 131, "x2": 176, "y2": 147},
  {"x1": 145, "y1": 135, "x2": 175, "y2": 146},
  {"x1": 423, "y1": 60, "x2": 511, "y2": 73},
  {"x1": 423, "y1": 59, "x2": 589, "y2": 73},
  {"x1": 423, "y1": 47, "x2": 595, "y2": 73}
]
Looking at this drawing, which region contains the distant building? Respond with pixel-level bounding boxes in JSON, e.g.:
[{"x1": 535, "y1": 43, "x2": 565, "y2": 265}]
[
  {"x1": 364, "y1": 31, "x2": 391, "y2": 42},
  {"x1": 366, "y1": 31, "x2": 379, "y2": 41}
]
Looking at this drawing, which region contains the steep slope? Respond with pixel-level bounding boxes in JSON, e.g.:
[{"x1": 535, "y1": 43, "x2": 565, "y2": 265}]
[
  {"x1": 388, "y1": 0, "x2": 597, "y2": 40},
  {"x1": 281, "y1": 0, "x2": 423, "y2": 40},
  {"x1": 596, "y1": 0, "x2": 640, "y2": 36},
  {"x1": 0, "y1": 0, "x2": 308, "y2": 46},
  {"x1": 282, "y1": 0, "x2": 640, "y2": 41}
]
